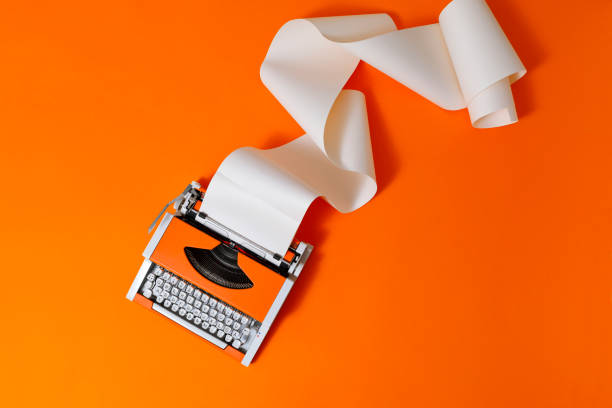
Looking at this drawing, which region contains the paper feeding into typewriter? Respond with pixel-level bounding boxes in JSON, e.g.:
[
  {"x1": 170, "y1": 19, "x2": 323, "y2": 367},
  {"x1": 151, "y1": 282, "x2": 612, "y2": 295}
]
[{"x1": 202, "y1": 0, "x2": 526, "y2": 256}]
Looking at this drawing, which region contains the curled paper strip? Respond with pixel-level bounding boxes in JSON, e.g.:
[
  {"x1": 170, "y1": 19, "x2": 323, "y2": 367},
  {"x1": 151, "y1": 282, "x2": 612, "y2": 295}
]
[{"x1": 202, "y1": 0, "x2": 526, "y2": 255}]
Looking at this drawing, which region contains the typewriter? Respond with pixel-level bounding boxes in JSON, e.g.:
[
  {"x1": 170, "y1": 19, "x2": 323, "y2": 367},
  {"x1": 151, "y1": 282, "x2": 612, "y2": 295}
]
[{"x1": 126, "y1": 181, "x2": 313, "y2": 366}]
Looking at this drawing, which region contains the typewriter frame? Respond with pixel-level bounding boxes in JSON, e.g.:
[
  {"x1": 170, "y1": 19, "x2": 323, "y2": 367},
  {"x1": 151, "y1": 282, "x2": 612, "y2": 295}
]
[{"x1": 126, "y1": 182, "x2": 313, "y2": 366}]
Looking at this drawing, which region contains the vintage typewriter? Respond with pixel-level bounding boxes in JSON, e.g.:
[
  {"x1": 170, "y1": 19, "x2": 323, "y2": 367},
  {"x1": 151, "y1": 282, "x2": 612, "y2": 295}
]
[{"x1": 126, "y1": 181, "x2": 313, "y2": 366}]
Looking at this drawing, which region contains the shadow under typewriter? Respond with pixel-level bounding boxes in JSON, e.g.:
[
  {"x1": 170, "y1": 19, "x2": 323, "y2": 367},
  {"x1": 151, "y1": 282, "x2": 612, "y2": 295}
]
[{"x1": 184, "y1": 244, "x2": 254, "y2": 289}]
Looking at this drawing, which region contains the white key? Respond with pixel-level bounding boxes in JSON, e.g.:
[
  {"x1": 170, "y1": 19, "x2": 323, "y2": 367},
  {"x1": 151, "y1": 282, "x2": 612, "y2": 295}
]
[
  {"x1": 170, "y1": 276, "x2": 178, "y2": 285},
  {"x1": 170, "y1": 296, "x2": 178, "y2": 303},
  {"x1": 194, "y1": 300, "x2": 202, "y2": 309},
  {"x1": 201, "y1": 294, "x2": 209, "y2": 303},
  {"x1": 240, "y1": 333, "x2": 249, "y2": 343},
  {"x1": 224, "y1": 308, "x2": 233, "y2": 316},
  {"x1": 186, "y1": 312, "x2": 193, "y2": 321},
  {"x1": 156, "y1": 296, "x2": 163, "y2": 303},
  {"x1": 240, "y1": 316, "x2": 248, "y2": 325},
  {"x1": 209, "y1": 298, "x2": 217, "y2": 307},
  {"x1": 216, "y1": 322, "x2": 224, "y2": 330},
  {"x1": 232, "y1": 330, "x2": 240, "y2": 339},
  {"x1": 185, "y1": 304, "x2": 193, "y2": 312},
  {"x1": 153, "y1": 287, "x2": 162, "y2": 296},
  {"x1": 209, "y1": 326, "x2": 217, "y2": 334},
  {"x1": 144, "y1": 281, "x2": 153, "y2": 290},
  {"x1": 194, "y1": 317, "x2": 202, "y2": 325},
  {"x1": 225, "y1": 317, "x2": 232, "y2": 326},
  {"x1": 177, "y1": 300, "x2": 185, "y2": 308},
  {"x1": 178, "y1": 308, "x2": 186, "y2": 317},
  {"x1": 186, "y1": 286, "x2": 194, "y2": 294},
  {"x1": 207, "y1": 316, "x2": 216, "y2": 325},
  {"x1": 242, "y1": 328, "x2": 250, "y2": 336},
  {"x1": 232, "y1": 339, "x2": 241, "y2": 349},
  {"x1": 232, "y1": 311, "x2": 240, "y2": 320},
  {"x1": 223, "y1": 326, "x2": 231, "y2": 334},
  {"x1": 178, "y1": 292, "x2": 186, "y2": 300},
  {"x1": 162, "y1": 272, "x2": 171, "y2": 281},
  {"x1": 146, "y1": 274, "x2": 155, "y2": 282},
  {"x1": 171, "y1": 304, "x2": 179, "y2": 312},
  {"x1": 171, "y1": 287, "x2": 179, "y2": 296},
  {"x1": 216, "y1": 330, "x2": 224, "y2": 339},
  {"x1": 217, "y1": 313, "x2": 225, "y2": 321},
  {"x1": 186, "y1": 296, "x2": 194, "y2": 305},
  {"x1": 162, "y1": 291, "x2": 169, "y2": 298},
  {"x1": 193, "y1": 309, "x2": 201, "y2": 317},
  {"x1": 163, "y1": 283, "x2": 171, "y2": 291},
  {"x1": 193, "y1": 290, "x2": 201, "y2": 299},
  {"x1": 232, "y1": 322, "x2": 240, "y2": 330},
  {"x1": 153, "y1": 267, "x2": 162, "y2": 276},
  {"x1": 225, "y1": 334, "x2": 233, "y2": 342},
  {"x1": 163, "y1": 300, "x2": 171, "y2": 308},
  {"x1": 202, "y1": 305, "x2": 210, "y2": 313},
  {"x1": 155, "y1": 278, "x2": 163, "y2": 286},
  {"x1": 209, "y1": 309, "x2": 217, "y2": 318},
  {"x1": 178, "y1": 281, "x2": 186, "y2": 290},
  {"x1": 202, "y1": 321, "x2": 209, "y2": 330},
  {"x1": 216, "y1": 303, "x2": 224, "y2": 313},
  {"x1": 143, "y1": 289, "x2": 152, "y2": 298}
]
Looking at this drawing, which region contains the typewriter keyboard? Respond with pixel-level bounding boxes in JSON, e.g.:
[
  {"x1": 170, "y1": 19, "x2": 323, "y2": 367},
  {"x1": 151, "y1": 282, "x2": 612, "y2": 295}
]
[{"x1": 139, "y1": 264, "x2": 261, "y2": 352}]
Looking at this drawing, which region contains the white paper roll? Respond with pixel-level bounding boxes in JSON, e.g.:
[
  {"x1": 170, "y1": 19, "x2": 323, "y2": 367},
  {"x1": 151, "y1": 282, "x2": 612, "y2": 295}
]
[{"x1": 202, "y1": 0, "x2": 526, "y2": 255}]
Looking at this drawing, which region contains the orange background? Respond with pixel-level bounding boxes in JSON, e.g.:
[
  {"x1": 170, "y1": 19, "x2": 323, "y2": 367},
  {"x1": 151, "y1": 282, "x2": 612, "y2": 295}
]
[{"x1": 1, "y1": 0, "x2": 611, "y2": 406}]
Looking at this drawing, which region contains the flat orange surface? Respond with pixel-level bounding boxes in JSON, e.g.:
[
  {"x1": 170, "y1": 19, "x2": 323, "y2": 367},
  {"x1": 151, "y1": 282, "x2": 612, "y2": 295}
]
[{"x1": 1, "y1": 0, "x2": 611, "y2": 407}]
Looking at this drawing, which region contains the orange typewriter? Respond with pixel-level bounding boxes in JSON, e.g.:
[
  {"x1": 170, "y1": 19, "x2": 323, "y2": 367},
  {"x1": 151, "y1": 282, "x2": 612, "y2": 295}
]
[{"x1": 126, "y1": 182, "x2": 312, "y2": 366}]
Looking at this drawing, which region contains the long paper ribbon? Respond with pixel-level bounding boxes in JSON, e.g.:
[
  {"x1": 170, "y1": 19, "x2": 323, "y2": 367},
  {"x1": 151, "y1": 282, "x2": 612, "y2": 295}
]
[{"x1": 202, "y1": 0, "x2": 526, "y2": 255}]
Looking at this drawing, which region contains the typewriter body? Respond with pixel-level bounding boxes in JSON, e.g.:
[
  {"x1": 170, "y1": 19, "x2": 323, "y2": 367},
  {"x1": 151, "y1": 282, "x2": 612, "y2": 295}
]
[{"x1": 126, "y1": 182, "x2": 313, "y2": 366}]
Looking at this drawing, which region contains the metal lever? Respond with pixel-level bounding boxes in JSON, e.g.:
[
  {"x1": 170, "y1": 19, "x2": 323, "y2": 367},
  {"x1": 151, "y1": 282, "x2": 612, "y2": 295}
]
[{"x1": 147, "y1": 181, "x2": 201, "y2": 233}]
